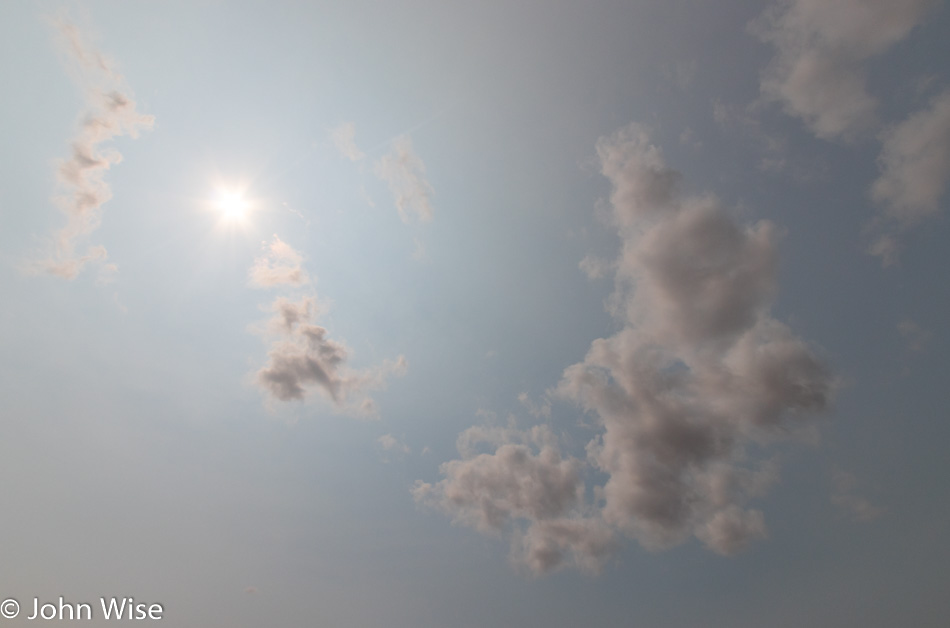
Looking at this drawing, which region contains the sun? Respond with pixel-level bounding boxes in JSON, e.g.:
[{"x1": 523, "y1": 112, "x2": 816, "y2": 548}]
[{"x1": 213, "y1": 188, "x2": 250, "y2": 223}]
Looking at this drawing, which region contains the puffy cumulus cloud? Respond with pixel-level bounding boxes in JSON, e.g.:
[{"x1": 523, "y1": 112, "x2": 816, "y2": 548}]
[
  {"x1": 557, "y1": 123, "x2": 833, "y2": 554},
  {"x1": 249, "y1": 236, "x2": 309, "y2": 288},
  {"x1": 868, "y1": 90, "x2": 950, "y2": 262},
  {"x1": 374, "y1": 135, "x2": 434, "y2": 223},
  {"x1": 752, "y1": 0, "x2": 936, "y2": 140},
  {"x1": 413, "y1": 425, "x2": 615, "y2": 573},
  {"x1": 329, "y1": 122, "x2": 365, "y2": 162},
  {"x1": 512, "y1": 517, "x2": 619, "y2": 576},
  {"x1": 30, "y1": 18, "x2": 153, "y2": 279},
  {"x1": 416, "y1": 124, "x2": 833, "y2": 574},
  {"x1": 255, "y1": 296, "x2": 407, "y2": 417}
]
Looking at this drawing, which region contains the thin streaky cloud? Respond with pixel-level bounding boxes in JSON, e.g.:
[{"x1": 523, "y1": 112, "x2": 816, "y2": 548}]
[
  {"x1": 374, "y1": 135, "x2": 434, "y2": 223},
  {"x1": 249, "y1": 235, "x2": 310, "y2": 288},
  {"x1": 869, "y1": 89, "x2": 950, "y2": 264},
  {"x1": 29, "y1": 17, "x2": 153, "y2": 279},
  {"x1": 329, "y1": 122, "x2": 365, "y2": 162},
  {"x1": 249, "y1": 239, "x2": 407, "y2": 418}
]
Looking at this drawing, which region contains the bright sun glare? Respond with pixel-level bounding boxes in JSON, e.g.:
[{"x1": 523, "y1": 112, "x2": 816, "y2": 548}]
[{"x1": 213, "y1": 189, "x2": 249, "y2": 223}]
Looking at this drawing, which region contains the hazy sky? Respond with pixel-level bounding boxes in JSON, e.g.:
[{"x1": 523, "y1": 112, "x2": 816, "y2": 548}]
[{"x1": 1, "y1": 1, "x2": 949, "y2": 626}]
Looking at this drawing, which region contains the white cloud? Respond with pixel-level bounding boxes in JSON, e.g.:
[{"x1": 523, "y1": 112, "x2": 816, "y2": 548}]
[
  {"x1": 249, "y1": 235, "x2": 310, "y2": 288},
  {"x1": 374, "y1": 135, "x2": 434, "y2": 223},
  {"x1": 329, "y1": 122, "x2": 365, "y2": 161},
  {"x1": 752, "y1": 0, "x2": 936, "y2": 140},
  {"x1": 30, "y1": 18, "x2": 153, "y2": 279}
]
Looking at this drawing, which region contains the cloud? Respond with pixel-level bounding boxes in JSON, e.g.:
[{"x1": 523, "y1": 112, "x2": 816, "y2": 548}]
[
  {"x1": 249, "y1": 235, "x2": 310, "y2": 288},
  {"x1": 329, "y1": 122, "x2": 365, "y2": 161},
  {"x1": 831, "y1": 470, "x2": 884, "y2": 522},
  {"x1": 579, "y1": 255, "x2": 613, "y2": 280},
  {"x1": 556, "y1": 123, "x2": 833, "y2": 554},
  {"x1": 30, "y1": 18, "x2": 153, "y2": 279},
  {"x1": 418, "y1": 123, "x2": 834, "y2": 573},
  {"x1": 897, "y1": 319, "x2": 932, "y2": 353},
  {"x1": 752, "y1": 0, "x2": 936, "y2": 140},
  {"x1": 870, "y1": 89, "x2": 950, "y2": 237},
  {"x1": 377, "y1": 434, "x2": 410, "y2": 455},
  {"x1": 250, "y1": 240, "x2": 407, "y2": 417},
  {"x1": 413, "y1": 425, "x2": 615, "y2": 573},
  {"x1": 255, "y1": 296, "x2": 407, "y2": 417},
  {"x1": 518, "y1": 392, "x2": 552, "y2": 419},
  {"x1": 374, "y1": 135, "x2": 434, "y2": 223}
]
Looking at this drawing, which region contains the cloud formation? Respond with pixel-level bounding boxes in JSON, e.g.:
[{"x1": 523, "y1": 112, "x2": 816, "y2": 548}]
[
  {"x1": 557, "y1": 123, "x2": 832, "y2": 554},
  {"x1": 417, "y1": 124, "x2": 834, "y2": 573},
  {"x1": 831, "y1": 469, "x2": 884, "y2": 522},
  {"x1": 249, "y1": 235, "x2": 310, "y2": 288},
  {"x1": 374, "y1": 135, "x2": 434, "y2": 223},
  {"x1": 329, "y1": 122, "x2": 365, "y2": 161},
  {"x1": 413, "y1": 425, "x2": 616, "y2": 574},
  {"x1": 250, "y1": 238, "x2": 406, "y2": 417},
  {"x1": 32, "y1": 18, "x2": 154, "y2": 279},
  {"x1": 752, "y1": 0, "x2": 936, "y2": 140},
  {"x1": 868, "y1": 90, "x2": 950, "y2": 262},
  {"x1": 377, "y1": 434, "x2": 411, "y2": 455}
]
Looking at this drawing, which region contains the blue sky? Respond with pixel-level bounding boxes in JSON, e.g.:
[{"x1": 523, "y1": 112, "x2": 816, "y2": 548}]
[{"x1": 1, "y1": 1, "x2": 949, "y2": 626}]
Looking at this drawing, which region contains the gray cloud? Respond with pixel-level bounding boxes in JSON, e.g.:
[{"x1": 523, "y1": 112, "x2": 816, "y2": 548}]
[
  {"x1": 377, "y1": 434, "x2": 410, "y2": 455},
  {"x1": 897, "y1": 319, "x2": 933, "y2": 353},
  {"x1": 418, "y1": 124, "x2": 834, "y2": 573},
  {"x1": 374, "y1": 135, "x2": 434, "y2": 223},
  {"x1": 413, "y1": 425, "x2": 616, "y2": 573},
  {"x1": 329, "y1": 122, "x2": 365, "y2": 162},
  {"x1": 831, "y1": 469, "x2": 884, "y2": 522},
  {"x1": 249, "y1": 235, "x2": 310, "y2": 288},
  {"x1": 869, "y1": 89, "x2": 950, "y2": 262},
  {"x1": 31, "y1": 18, "x2": 153, "y2": 279},
  {"x1": 752, "y1": 0, "x2": 936, "y2": 140},
  {"x1": 251, "y1": 239, "x2": 406, "y2": 417},
  {"x1": 256, "y1": 296, "x2": 407, "y2": 417},
  {"x1": 557, "y1": 123, "x2": 833, "y2": 554}
]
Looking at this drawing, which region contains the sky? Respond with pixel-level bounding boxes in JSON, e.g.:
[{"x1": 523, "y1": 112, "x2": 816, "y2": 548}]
[{"x1": 0, "y1": 0, "x2": 949, "y2": 626}]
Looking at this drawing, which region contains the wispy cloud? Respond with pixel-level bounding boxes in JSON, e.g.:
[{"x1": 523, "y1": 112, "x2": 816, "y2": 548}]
[
  {"x1": 250, "y1": 239, "x2": 406, "y2": 417},
  {"x1": 329, "y1": 122, "x2": 365, "y2": 161},
  {"x1": 377, "y1": 434, "x2": 411, "y2": 455},
  {"x1": 831, "y1": 469, "x2": 884, "y2": 522},
  {"x1": 374, "y1": 135, "x2": 434, "y2": 223},
  {"x1": 249, "y1": 235, "x2": 310, "y2": 288},
  {"x1": 751, "y1": 0, "x2": 936, "y2": 141},
  {"x1": 30, "y1": 17, "x2": 153, "y2": 279},
  {"x1": 869, "y1": 90, "x2": 950, "y2": 263}
]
